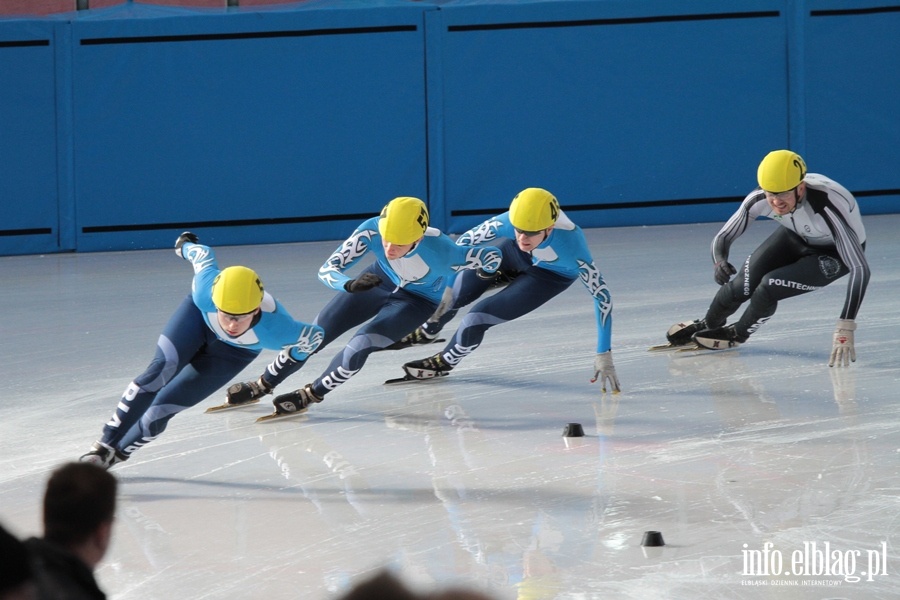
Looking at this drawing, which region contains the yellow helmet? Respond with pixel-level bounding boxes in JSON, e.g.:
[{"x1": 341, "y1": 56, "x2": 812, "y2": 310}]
[
  {"x1": 509, "y1": 188, "x2": 560, "y2": 232},
  {"x1": 378, "y1": 197, "x2": 429, "y2": 245},
  {"x1": 757, "y1": 150, "x2": 807, "y2": 193},
  {"x1": 212, "y1": 266, "x2": 264, "y2": 314}
]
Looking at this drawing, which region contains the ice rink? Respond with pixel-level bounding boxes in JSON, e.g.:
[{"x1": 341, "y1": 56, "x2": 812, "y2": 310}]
[{"x1": 1, "y1": 215, "x2": 898, "y2": 599}]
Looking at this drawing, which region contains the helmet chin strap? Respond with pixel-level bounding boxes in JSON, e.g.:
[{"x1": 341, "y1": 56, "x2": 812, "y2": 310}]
[
  {"x1": 790, "y1": 184, "x2": 805, "y2": 213},
  {"x1": 538, "y1": 227, "x2": 553, "y2": 244}
]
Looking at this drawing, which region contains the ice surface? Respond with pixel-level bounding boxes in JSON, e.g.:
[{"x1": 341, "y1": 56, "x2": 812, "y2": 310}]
[{"x1": 2, "y1": 216, "x2": 898, "y2": 599}]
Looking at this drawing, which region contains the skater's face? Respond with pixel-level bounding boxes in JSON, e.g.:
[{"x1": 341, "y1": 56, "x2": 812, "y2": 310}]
[
  {"x1": 216, "y1": 309, "x2": 257, "y2": 337},
  {"x1": 514, "y1": 227, "x2": 550, "y2": 252},
  {"x1": 382, "y1": 239, "x2": 418, "y2": 260},
  {"x1": 765, "y1": 182, "x2": 805, "y2": 215}
]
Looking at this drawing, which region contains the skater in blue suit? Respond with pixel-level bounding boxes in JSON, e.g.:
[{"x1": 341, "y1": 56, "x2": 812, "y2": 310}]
[
  {"x1": 79, "y1": 232, "x2": 324, "y2": 468},
  {"x1": 227, "y1": 196, "x2": 503, "y2": 419},
  {"x1": 397, "y1": 188, "x2": 620, "y2": 392}
]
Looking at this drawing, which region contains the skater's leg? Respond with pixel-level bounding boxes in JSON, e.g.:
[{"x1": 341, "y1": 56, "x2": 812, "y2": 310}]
[
  {"x1": 426, "y1": 238, "x2": 532, "y2": 334},
  {"x1": 98, "y1": 296, "x2": 208, "y2": 449},
  {"x1": 251, "y1": 263, "x2": 393, "y2": 390},
  {"x1": 313, "y1": 264, "x2": 392, "y2": 346},
  {"x1": 118, "y1": 340, "x2": 259, "y2": 456},
  {"x1": 733, "y1": 248, "x2": 850, "y2": 338},
  {"x1": 312, "y1": 290, "x2": 437, "y2": 396},
  {"x1": 704, "y1": 228, "x2": 806, "y2": 330},
  {"x1": 438, "y1": 267, "x2": 574, "y2": 368}
]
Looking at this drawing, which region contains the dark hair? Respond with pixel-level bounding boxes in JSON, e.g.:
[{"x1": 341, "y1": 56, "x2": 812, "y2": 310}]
[
  {"x1": 0, "y1": 522, "x2": 32, "y2": 592},
  {"x1": 43, "y1": 462, "x2": 117, "y2": 546},
  {"x1": 338, "y1": 571, "x2": 419, "y2": 600}
]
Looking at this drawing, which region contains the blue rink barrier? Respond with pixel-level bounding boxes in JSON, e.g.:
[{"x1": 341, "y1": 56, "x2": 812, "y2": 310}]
[{"x1": 0, "y1": 0, "x2": 898, "y2": 255}]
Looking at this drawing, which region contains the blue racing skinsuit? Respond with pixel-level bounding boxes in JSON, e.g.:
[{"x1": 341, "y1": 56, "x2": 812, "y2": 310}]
[
  {"x1": 257, "y1": 216, "x2": 502, "y2": 398},
  {"x1": 97, "y1": 242, "x2": 323, "y2": 458},
  {"x1": 426, "y1": 209, "x2": 613, "y2": 367}
]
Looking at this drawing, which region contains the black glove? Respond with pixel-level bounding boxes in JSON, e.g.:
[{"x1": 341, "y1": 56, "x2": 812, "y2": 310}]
[
  {"x1": 714, "y1": 260, "x2": 736, "y2": 285},
  {"x1": 174, "y1": 231, "x2": 199, "y2": 258},
  {"x1": 477, "y1": 268, "x2": 518, "y2": 286},
  {"x1": 344, "y1": 272, "x2": 383, "y2": 293}
]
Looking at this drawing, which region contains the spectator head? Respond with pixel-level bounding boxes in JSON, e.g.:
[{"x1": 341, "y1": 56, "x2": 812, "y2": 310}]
[
  {"x1": 42, "y1": 462, "x2": 117, "y2": 564},
  {"x1": 0, "y1": 523, "x2": 34, "y2": 600}
]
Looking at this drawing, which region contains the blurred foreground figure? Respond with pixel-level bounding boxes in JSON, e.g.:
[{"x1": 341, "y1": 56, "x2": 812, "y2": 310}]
[{"x1": 25, "y1": 462, "x2": 117, "y2": 600}]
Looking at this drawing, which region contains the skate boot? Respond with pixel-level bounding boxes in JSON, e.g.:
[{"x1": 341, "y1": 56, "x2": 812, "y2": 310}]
[
  {"x1": 207, "y1": 378, "x2": 273, "y2": 413},
  {"x1": 692, "y1": 324, "x2": 746, "y2": 350},
  {"x1": 666, "y1": 319, "x2": 707, "y2": 346},
  {"x1": 402, "y1": 353, "x2": 453, "y2": 380},
  {"x1": 385, "y1": 326, "x2": 439, "y2": 350},
  {"x1": 226, "y1": 378, "x2": 272, "y2": 407},
  {"x1": 272, "y1": 383, "x2": 323, "y2": 415},
  {"x1": 79, "y1": 441, "x2": 128, "y2": 470}
]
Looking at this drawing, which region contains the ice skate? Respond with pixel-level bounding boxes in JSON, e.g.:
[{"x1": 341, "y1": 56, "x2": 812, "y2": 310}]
[
  {"x1": 401, "y1": 353, "x2": 453, "y2": 380},
  {"x1": 649, "y1": 319, "x2": 706, "y2": 351},
  {"x1": 205, "y1": 397, "x2": 261, "y2": 413},
  {"x1": 382, "y1": 326, "x2": 444, "y2": 351},
  {"x1": 256, "y1": 384, "x2": 322, "y2": 423},
  {"x1": 667, "y1": 319, "x2": 707, "y2": 345},
  {"x1": 79, "y1": 441, "x2": 128, "y2": 470},
  {"x1": 385, "y1": 353, "x2": 453, "y2": 384},
  {"x1": 206, "y1": 379, "x2": 270, "y2": 413},
  {"x1": 692, "y1": 324, "x2": 745, "y2": 351}
]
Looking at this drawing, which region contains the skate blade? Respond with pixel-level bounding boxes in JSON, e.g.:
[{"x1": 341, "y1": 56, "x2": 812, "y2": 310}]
[
  {"x1": 384, "y1": 372, "x2": 449, "y2": 385},
  {"x1": 205, "y1": 398, "x2": 261, "y2": 413},
  {"x1": 648, "y1": 343, "x2": 701, "y2": 352},
  {"x1": 255, "y1": 408, "x2": 308, "y2": 423},
  {"x1": 685, "y1": 343, "x2": 738, "y2": 353},
  {"x1": 675, "y1": 343, "x2": 703, "y2": 352},
  {"x1": 380, "y1": 338, "x2": 446, "y2": 352}
]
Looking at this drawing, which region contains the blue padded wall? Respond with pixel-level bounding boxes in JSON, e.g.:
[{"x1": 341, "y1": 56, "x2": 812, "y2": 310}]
[
  {"x1": 431, "y1": 0, "x2": 790, "y2": 232},
  {"x1": 0, "y1": 20, "x2": 62, "y2": 255},
  {"x1": 69, "y1": 1, "x2": 428, "y2": 252},
  {"x1": 0, "y1": 0, "x2": 898, "y2": 256},
  {"x1": 803, "y1": 1, "x2": 900, "y2": 215}
]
